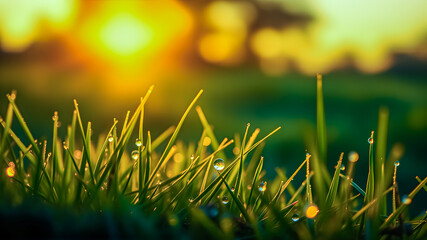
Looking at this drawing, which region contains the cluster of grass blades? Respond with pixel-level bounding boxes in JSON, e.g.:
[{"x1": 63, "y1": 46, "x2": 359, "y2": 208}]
[{"x1": 0, "y1": 75, "x2": 426, "y2": 239}]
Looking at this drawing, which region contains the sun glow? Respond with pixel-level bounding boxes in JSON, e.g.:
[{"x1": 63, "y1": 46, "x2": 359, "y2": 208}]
[{"x1": 99, "y1": 13, "x2": 152, "y2": 57}]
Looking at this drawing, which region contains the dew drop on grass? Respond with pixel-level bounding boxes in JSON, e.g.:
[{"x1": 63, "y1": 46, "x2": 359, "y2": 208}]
[
  {"x1": 108, "y1": 135, "x2": 114, "y2": 143},
  {"x1": 131, "y1": 150, "x2": 139, "y2": 161},
  {"x1": 135, "y1": 138, "x2": 142, "y2": 147},
  {"x1": 394, "y1": 160, "x2": 400, "y2": 167},
  {"x1": 258, "y1": 181, "x2": 267, "y2": 192},
  {"x1": 213, "y1": 158, "x2": 225, "y2": 171},
  {"x1": 305, "y1": 204, "x2": 319, "y2": 219},
  {"x1": 231, "y1": 187, "x2": 235, "y2": 192},
  {"x1": 340, "y1": 164, "x2": 345, "y2": 171},
  {"x1": 292, "y1": 214, "x2": 299, "y2": 222},
  {"x1": 222, "y1": 196, "x2": 229, "y2": 205},
  {"x1": 368, "y1": 137, "x2": 374, "y2": 144},
  {"x1": 402, "y1": 195, "x2": 412, "y2": 204}
]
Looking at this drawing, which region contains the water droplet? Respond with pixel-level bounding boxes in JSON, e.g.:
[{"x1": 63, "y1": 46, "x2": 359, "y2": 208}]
[
  {"x1": 231, "y1": 187, "x2": 235, "y2": 192},
  {"x1": 348, "y1": 151, "x2": 359, "y2": 162},
  {"x1": 213, "y1": 158, "x2": 225, "y2": 171},
  {"x1": 222, "y1": 196, "x2": 229, "y2": 204},
  {"x1": 291, "y1": 214, "x2": 299, "y2": 222},
  {"x1": 203, "y1": 137, "x2": 211, "y2": 146},
  {"x1": 135, "y1": 138, "x2": 142, "y2": 147},
  {"x1": 258, "y1": 181, "x2": 267, "y2": 192},
  {"x1": 131, "y1": 150, "x2": 139, "y2": 161},
  {"x1": 368, "y1": 137, "x2": 374, "y2": 144},
  {"x1": 394, "y1": 160, "x2": 400, "y2": 167},
  {"x1": 402, "y1": 195, "x2": 412, "y2": 205},
  {"x1": 108, "y1": 135, "x2": 114, "y2": 143},
  {"x1": 305, "y1": 204, "x2": 319, "y2": 219},
  {"x1": 188, "y1": 198, "x2": 194, "y2": 203},
  {"x1": 340, "y1": 164, "x2": 345, "y2": 171}
]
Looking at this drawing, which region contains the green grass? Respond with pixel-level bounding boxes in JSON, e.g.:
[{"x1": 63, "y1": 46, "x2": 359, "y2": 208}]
[{"x1": 0, "y1": 76, "x2": 426, "y2": 239}]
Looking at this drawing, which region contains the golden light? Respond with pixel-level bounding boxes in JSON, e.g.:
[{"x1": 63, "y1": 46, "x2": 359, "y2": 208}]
[
  {"x1": 305, "y1": 204, "x2": 319, "y2": 219},
  {"x1": 248, "y1": 0, "x2": 427, "y2": 74},
  {"x1": 199, "y1": 32, "x2": 244, "y2": 64},
  {"x1": 6, "y1": 166, "x2": 15, "y2": 178},
  {"x1": 99, "y1": 13, "x2": 152, "y2": 57},
  {"x1": 204, "y1": 1, "x2": 256, "y2": 32},
  {"x1": 173, "y1": 153, "x2": 184, "y2": 163},
  {"x1": 79, "y1": 0, "x2": 193, "y2": 66},
  {"x1": 203, "y1": 137, "x2": 212, "y2": 146},
  {"x1": 0, "y1": 0, "x2": 77, "y2": 52},
  {"x1": 251, "y1": 28, "x2": 283, "y2": 59},
  {"x1": 198, "y1": 1, "x2": 254, "y2": 66}
]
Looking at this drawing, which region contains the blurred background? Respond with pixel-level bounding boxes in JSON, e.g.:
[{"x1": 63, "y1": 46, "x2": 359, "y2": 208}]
[{"x1": 0, "y1": 0, "x2": 426, "y2": 213}]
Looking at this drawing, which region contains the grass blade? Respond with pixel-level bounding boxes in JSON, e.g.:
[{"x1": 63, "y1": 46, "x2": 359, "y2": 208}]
[
  {"x1": 146, "y1": 90, "x2": 203, "y2": 187},
  {"x1": 325, "y1": 152, "x2": 344, "y2": 208}
]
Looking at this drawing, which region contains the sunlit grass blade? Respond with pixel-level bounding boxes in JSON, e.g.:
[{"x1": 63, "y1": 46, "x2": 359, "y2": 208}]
[
  {"x1": 325, "y1": 152, "x2": 344, "y2": 208},
  {"x1": 288, "y1": 173, "x2": 313, "y2": 204},
  {"x1": 51, "y1": 112, "x2": 59, "y2": 186},
  {"x1": 275, "y1": 167, "x2": 296, "y2": 196},
  {"x1": 146, "y1": 90, "x2": 203, "y2": 188},
  {"x1": 6, "y1": 92, "x2": 40, "y2": 156},
  {"x1": 364, "y1": 131, "x2": 376, "y2": 207},
  {"x1": 121, "y1": 110, "x2": 131, "y2": 138},
  {"x1": 0, "y1": 100, "x2": 14, "y2": 164},
  {"x1": 220, "y1": 174, "x2": 251, "y2": 222},
  {"x1": 352, "y1": 186, "x2": 393, "y2": 221},
  {"x1": 233, "y1": 123, "x2": 250, "y2": 210},
  {"x1": 121, "y1": 164, "x2": 136, "y2": 195},
  {"x1": 306, "y1": 153, "x2": 313, "y2": 204},
  {"x1": 141, "y1": 131, "x2": 151, "y2": 200},
  {"x1": 191, "y1": 127, "x2": 280, "y2": 204},
  {"x1": 94, "y1": 120, "x2": 118, "y2": 176},
  {"x1": 247, "y1": 156, "x2": 263, "y2": 206},
  {"x1": 339, "y1": 174, "x2": 366, "y2": 197},
  {"x1": 415, "y1": 176, "x2": 427, "y2": 192},
  {"x1": 195, "y1": 106, "x2": 225, "y2": 160},
  {"x1": 273, "y1": 158, "x2": 308, "y2": 204},
  {"x1": 381, "y1": 177, "x2": 427, "y2": 228},
  {"x1": 95, "y1": 87, "x2": 153, "y2": 192},
  {"x1": 191, "y1": 165, "x2": 233, "y2": 205}
]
